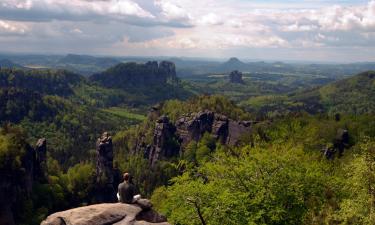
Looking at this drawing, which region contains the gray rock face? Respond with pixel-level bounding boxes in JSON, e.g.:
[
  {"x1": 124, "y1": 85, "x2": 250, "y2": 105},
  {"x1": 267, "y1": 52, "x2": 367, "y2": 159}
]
[
  {"x1": 159, "y1": 61, "x2": 177, "y2": 83},
  {"x1": 95, "y1": 132, "x2": 117, "y2": 203},
  {"x1": 176, "y1": 110, "x2": 252, "y2": 147},
  {"x1": 35, "y1": 138, "x2": 47, "y2": 182},
  {"x1": 139, "y1": 110, "x2": 253, "y2": 165},
  {"x1": 229, "y1": 70, "x2": 245, "y2": 84},
  {"x1": 41, "y1": 203, "x2": 170, "y2": 225},
  {"x1": 149, "y1": 116, "x2": 179, "y2": 167}
]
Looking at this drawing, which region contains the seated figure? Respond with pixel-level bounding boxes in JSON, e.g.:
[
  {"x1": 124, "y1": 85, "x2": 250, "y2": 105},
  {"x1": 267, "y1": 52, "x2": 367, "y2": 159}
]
[{"x1": 118, "y1": 173, "x2": 141, "y2": 204}]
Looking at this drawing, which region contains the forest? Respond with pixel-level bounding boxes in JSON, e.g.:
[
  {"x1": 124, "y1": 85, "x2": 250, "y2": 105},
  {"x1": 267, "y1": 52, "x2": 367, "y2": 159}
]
[{"x1": 0, "y1": 60, "x2": 374, "y2": 225}]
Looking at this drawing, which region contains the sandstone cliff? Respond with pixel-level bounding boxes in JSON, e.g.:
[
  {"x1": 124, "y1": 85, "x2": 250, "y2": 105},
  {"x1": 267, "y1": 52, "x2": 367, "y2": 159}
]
[{"x1": 136, "y1": 109, "x2": 254, "y2": 165}]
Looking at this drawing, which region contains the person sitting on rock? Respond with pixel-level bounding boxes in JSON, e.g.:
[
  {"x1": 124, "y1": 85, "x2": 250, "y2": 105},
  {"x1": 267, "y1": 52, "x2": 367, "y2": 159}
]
[{"x1": 118, "y1": 173, "x2": 141, "y2": 204}]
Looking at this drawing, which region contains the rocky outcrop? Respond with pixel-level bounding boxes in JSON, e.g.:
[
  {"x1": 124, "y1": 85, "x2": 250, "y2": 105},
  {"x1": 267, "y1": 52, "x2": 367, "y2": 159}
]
[
  {"x1": 137, "y1": 110, "x2": 254, "y2": 165},
  {"x1": 90, "y1": 61, "x2": 178, "y2": 89},
  {"x1": 0, "y1": 138, "x2": 48, "y2": 225},
  {"x1": 41, "y1": 203, "x2": 170, "y2": 225},
  {"x1": 149, "y1": 116, "x2": 179, "y2": 167},
  {"x1": 95, "y1": 132, "x2": 117, "y2": 203},
  {"x1": 35, "y1": 138, "x2": 47, "y2": 182},
  {"x1": 323, "y1": 129, "x2": 350, "y2": 159},
  {"x1": 176, "y1": 110, "x2": 253, "y2": 146},
  {"x1": 229, "y1": 70, "x2": 244, "y2": 84}
]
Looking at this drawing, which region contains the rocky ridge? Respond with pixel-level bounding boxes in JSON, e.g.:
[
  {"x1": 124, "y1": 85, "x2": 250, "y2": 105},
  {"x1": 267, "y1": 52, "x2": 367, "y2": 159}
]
[
  {"x1": 139, "y1": 108, "x2": 255, "y2": 165},
  {"x1": 90, "y1": 61, "x2": 178, "y2": 89}
]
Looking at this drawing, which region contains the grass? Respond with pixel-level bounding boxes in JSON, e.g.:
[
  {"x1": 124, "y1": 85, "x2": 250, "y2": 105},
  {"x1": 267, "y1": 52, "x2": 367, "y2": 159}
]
[{"x1": 102, "y1": 107, "x2": 147, "y2": 122}]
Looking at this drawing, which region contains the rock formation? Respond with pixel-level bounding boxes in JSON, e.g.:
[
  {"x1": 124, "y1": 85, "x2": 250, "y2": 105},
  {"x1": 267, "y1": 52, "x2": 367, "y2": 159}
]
[
  {"x1": 0, "y1": 138, "x2": 48, "y2": 225},
  {"x1": 34, "y1": 138, "x2": 47, "y2": 182},
  {"x1": 176, "y1": 110, "x2": 253, "y2": 147},
  {"x1": 95, "y1": 132, "x2": 117, "y2": 203},
  {"x1": 323, "y1": 129, "x2": 350, "y2": 159},
  {"x1": 90, "y1": 61, "x2": 178, "y2": 89},
  {"x1": 229, "y1": 70, "x2": 245, "y2": 84},
  {"x1": 41, "y1": 203, "x2": 170, "y2": 225},
  {"x1": 149, "y1": 116, "x2": 179, "y2": 167},
  {"x1": 137, "y1": 110, "x2": 254, "y2": 165}
]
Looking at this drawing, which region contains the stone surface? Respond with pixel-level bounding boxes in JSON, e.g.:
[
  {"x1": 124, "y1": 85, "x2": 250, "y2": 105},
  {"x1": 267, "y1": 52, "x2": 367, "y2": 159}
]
[
  {"x1": 138, "y1": 110, "x2": 254, "y2": 164},
  {"x1": 176, "y1": 110, "x2": 252, "y2": 147},
  {"x1": 35, "y1": 138, "x2": 47, "y2": 182},
  {"x1": 41, "y1": 203, "x2": 170, "y2": 225},
  {"x1": 148, "y1": 116, "x2": 179, "y2": 166},
  {"x1": 95, "y1": 132, "x2": 117, "y2": 203}
]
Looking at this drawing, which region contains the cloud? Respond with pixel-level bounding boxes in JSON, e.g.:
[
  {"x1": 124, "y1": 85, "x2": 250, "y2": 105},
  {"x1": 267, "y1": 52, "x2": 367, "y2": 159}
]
[
  {"x1": 0, "y1": 20, "x2": 27, "y2": 35},
  {"x1": 197, "y1": 13, "x2": 223, "y2": 26},
  {"x1": 1, "y1": 0, "x2": 375, "y2": 62}
]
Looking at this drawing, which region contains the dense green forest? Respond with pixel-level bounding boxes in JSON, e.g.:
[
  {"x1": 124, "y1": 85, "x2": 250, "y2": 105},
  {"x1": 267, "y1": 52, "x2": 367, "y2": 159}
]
[
  {"x1": 151, "y1": 114, "x2": 375, "y2": 225},
  {"x1": 0, "y1": 63, "x2": 374, "y2": 225}
]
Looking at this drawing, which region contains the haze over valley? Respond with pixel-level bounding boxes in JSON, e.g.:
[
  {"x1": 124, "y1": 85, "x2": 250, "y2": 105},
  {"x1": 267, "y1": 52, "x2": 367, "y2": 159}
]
[{"x1": 0, "y1": 1, "x2": 375, "y2": 225}]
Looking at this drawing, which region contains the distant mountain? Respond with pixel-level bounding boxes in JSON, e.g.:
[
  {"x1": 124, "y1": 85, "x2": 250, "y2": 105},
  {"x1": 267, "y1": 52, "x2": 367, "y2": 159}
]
[
  {"x1": 0, "y1": 59, "x2": 24, "y2": 69},
  {"x1": 217, "y1": 57, "x2": 249, "y2": 72},
  {"x1": 58, "y1": 54, "x2": 120, "y2": 68},
  {"x1": 243, "y1": 71, "x2": 375, "y2": 115}
]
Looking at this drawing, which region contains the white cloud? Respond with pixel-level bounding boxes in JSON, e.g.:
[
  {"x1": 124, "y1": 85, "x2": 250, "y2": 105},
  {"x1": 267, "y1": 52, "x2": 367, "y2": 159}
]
[
  {"x1": 197, "y1": 13, "x2": 223, "y2": 26},
  {"x1": 1, "y1": 0, "x2": 375, "y2": 61},
  {"x1": 0, "y1": 20, "x2": 27, "y2": 35}
]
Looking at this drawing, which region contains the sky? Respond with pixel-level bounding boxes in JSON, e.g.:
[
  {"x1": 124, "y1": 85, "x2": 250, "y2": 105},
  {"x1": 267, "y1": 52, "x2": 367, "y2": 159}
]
[{"x1": 0, "y1": 0, "x2": 375, "y2": 62}]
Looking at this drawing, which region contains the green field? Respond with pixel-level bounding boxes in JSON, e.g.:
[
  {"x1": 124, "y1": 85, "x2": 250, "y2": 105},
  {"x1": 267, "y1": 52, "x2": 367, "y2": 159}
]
[{"x1": 102, "y1": 107, "x2": 147, "y2": 121}]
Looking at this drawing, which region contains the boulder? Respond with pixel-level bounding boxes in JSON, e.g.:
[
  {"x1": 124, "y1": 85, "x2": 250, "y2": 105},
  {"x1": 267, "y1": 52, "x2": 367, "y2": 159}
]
[{"x1": 41, "y1": 203, "x2": 170, "y2": 225}]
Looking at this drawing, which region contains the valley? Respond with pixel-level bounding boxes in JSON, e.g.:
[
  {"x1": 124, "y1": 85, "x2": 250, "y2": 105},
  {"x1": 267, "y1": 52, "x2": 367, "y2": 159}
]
[{"x1": 0, "y1": 55, "x2": 374, "y2": 225}]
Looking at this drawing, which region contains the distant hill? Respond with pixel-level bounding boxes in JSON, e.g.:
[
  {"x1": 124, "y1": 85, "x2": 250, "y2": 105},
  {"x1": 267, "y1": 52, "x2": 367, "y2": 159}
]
[
  {"x1": 90, "y1": 61, "x2": 192, "y2": 103},
  {"x1": 0, "y1": 59, "x2": 24, "y2": 69},
  {"x1": 55, "y1": 54, "x2": 121, "y2": 76},
  {"x1": 91, "y1": 61, "x2": 178, "y2": 88},
  {"x1": 58, "y1": 54, "x2": 120, "y2": 67},
  {"x1": 0, "y1": 68, "x2": 82, "y2": 96},
  {"x1": 242, "y1": 71, "x2": 375, "y2": 116},
  {"x1": 217, "y1": 57, "x2": 249, "y2": 72}
]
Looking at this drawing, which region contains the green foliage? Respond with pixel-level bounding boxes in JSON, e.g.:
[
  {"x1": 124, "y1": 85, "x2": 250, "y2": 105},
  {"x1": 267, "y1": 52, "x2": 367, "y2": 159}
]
[
  {"x1": 153, "y1": 144, "x2": 332, "y2": 225},
  {"x1": 161, "y1": 95, "x2": 252, "y2": 122},
  {"x1": 0, "y1": 124, "x2": 29, "y2": 171},
  {"x1": 334, "y1": 137, "x2": 375, "y2": 224},
  {"x1": 152, "y1": 114, "x2": 375, "y2": 225},
  {"x1": 240, "y1": 71, "x2": 375, "y2": 117},
  {"x1": 0, "y1": 68, "x2": 82, "y2": 96},
  {"x1": 63, "y1": 163, "x2": 95, "y2": 203},
  {"x1": 102, "y1": 107, "x2": 146, "y2": 122}
]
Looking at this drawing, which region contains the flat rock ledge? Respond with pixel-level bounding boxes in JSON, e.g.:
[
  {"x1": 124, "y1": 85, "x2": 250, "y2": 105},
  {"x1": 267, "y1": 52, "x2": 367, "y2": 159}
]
[{"x1": 41, "y1": 203, "x2": 170, "y2": 225}]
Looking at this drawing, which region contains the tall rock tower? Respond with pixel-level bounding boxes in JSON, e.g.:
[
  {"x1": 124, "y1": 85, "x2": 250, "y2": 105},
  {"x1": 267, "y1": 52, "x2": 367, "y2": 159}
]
[{"x1": 95, "y1": 132, "x2": 116, "y2": 203}]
